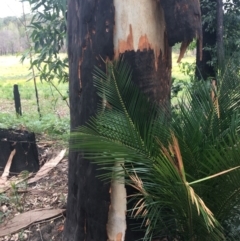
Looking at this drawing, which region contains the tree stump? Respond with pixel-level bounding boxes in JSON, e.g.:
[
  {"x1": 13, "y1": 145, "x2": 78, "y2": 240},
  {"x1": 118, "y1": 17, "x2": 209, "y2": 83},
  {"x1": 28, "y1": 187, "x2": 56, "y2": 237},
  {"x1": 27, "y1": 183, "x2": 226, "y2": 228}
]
[{"x1": 0, "y1": 129, "x2": 39, "y2": 174}]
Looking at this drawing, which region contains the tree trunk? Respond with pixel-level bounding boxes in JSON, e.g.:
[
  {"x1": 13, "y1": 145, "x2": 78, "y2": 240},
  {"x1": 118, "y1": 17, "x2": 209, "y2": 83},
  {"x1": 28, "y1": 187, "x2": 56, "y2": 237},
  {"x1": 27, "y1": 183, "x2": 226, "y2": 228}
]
[
  {"x1": 114, "y1": 4, "x2": 171, "y2": 241},
  {"x1": 114, "y1": 1, "x2": 171, "y2": 106},
  {"x1": 64, "y1": 1, "x2": 170, "y2": 240},
  {"x1": 216, "y1": 0, "x2": 224, "y2": 71},
  {"x1": 64, "y1": 0, "x2": 202, "y2": 240},
  {"x1": 196, "y1": 0, "x2": 217, "y2": 80},
  {"x1": 64, "y1": 1, "x2": 114, "y2": 240}
]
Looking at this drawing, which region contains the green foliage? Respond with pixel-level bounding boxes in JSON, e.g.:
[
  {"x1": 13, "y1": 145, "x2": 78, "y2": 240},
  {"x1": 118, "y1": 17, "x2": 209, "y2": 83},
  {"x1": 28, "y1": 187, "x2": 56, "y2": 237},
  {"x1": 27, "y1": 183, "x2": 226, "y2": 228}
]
[
  {"x1": 21, "y1": 0, "x2": 68, "y2": 83},
  {"x1": 71, "y1": 60, "x2": 240, "y2": 240},
  {"x1": 201, "y1": 0, "x2": 217, "y2": 33},
  {"x1": 0, "y1": 113, "x2": 69, "y2": 137},
  {"x1": 224, "y1": 1, "x2": 240, "y2": 66},
  {"x1": 171, "y1": 61, "x2": 195, "y2": 100},
  {"x1": 172, "y1": 53, "x2": 195, "y2": 81},
  {"x1": 179, "y1": 61, "x2": 196, "y2": 82}
]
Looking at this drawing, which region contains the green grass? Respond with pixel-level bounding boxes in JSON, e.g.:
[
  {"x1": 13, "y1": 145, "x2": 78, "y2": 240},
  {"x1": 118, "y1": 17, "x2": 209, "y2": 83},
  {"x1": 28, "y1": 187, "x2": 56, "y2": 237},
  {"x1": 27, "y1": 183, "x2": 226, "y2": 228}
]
[
  {"x1": 0, "y1": 52, "x2": 195, "y2": 139},
  {"x1": 0, "y1": 55, "x2": 69, "y2": 140}
]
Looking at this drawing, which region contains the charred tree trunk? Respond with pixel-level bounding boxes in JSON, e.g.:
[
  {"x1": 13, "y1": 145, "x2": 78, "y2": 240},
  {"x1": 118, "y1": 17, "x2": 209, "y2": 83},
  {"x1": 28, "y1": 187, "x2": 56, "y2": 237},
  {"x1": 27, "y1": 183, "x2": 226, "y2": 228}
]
[
  {"x1": 196, "y1": 0, "x2": 217, "y2": 81},
  {"x1": 64, "y1": 0, "x2": 202, "y2": 240},
  {"x1": 64, "y1": 1, "x2": 114, "y2": 240}
]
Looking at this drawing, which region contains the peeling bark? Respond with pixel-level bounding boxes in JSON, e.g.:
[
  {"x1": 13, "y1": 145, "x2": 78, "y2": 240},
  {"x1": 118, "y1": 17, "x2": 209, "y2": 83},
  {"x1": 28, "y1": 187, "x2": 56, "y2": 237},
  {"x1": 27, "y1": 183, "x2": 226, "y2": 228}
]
[
  {"x1": 114, "y1": 0, "x2": 165, "y2": 61},
  {"x1": 114, "y1": 0, "x2": 171, "y2": 106},
  {"x1": 113, "y1": 1, "x2": 171, "y2": 240}
]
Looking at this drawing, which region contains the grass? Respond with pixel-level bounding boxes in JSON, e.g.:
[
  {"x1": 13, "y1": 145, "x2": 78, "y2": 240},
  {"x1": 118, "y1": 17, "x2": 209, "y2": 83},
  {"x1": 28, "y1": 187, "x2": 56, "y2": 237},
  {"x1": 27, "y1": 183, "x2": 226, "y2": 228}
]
[
  {"x1": 0, "y1": 55, "x2": 69, "y2": 140},
  {"x1": 0, "y1": 52, "x2": 195, "y2": 139}
]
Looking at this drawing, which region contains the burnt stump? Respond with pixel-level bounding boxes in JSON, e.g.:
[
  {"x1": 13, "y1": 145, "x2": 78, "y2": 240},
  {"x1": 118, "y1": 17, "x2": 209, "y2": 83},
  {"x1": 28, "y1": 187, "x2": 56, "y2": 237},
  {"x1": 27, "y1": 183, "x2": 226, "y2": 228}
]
[{"x1": 0, "y1": 129, "x2": 39, "y2": 174}]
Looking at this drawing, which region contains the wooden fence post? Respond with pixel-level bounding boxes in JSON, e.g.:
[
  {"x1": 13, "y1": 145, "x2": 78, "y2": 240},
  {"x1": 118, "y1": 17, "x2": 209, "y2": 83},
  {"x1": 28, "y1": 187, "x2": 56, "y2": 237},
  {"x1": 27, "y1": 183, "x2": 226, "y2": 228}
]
[{"x1": 13, "y1": 84, "x2": 22, "y2": 116}]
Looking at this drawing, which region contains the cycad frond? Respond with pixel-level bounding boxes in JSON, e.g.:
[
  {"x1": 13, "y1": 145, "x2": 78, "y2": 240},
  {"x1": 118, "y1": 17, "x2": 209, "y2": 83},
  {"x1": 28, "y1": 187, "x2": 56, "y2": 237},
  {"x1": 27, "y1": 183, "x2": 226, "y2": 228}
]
[
  {"x1": 71, "y1": 59, "x2": 240, "y2": 240},
  {"x1": 92, "y1": 60, "x2": 169, "y2": 156}
]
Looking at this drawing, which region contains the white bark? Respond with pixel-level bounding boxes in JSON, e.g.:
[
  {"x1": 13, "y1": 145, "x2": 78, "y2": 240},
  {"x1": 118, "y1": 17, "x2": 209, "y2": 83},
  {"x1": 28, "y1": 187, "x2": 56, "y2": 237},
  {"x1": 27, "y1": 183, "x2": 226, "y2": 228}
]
[
  {"x1": 106, "y1": 162, "x2": 126, "y2": 241},
  {"x1": 113, "y1": 0, "x2": 165, "y2": 60},
  {"x1": 107, "y1": 2, "x2": 167, "y2": 240}
]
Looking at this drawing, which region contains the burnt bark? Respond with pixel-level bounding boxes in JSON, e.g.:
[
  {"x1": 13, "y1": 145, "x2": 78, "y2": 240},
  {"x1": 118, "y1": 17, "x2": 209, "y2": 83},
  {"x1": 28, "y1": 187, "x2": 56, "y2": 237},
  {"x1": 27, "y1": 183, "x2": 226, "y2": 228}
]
[
  {"x1": 119, "y1": 39, "x2": 171, "y2": 241},
  {"x1": 64, "y1": 1, "x2": 114, "y2": 240},
  {"x1": 121, "y1": 46, "x2": 171, "y2": 107},
  {"x1": 196, "y1": 0, "x2": 217, "y2": 80},
  {"x1": 160, "y1": 0, "x2": 202, "y2": 46}
]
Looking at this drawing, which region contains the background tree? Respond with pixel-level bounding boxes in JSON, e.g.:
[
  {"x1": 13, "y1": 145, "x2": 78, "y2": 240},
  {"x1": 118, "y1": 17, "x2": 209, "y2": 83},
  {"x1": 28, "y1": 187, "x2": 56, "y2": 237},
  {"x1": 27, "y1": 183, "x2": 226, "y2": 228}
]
[
  {"x1": 64, "y1": 0, "x2": 202, "y2": 240},
  {"x1": 216, "y1": 0, "x2": 224, "y2": 70},
  {"x1": 196, "y1": 0, "x2": 240, "y2": 81},
  {"x1": 0, "y1": 16, "x2": 28, "y2": 55},
  {"x1": 196, "y1": 0, "x2": 217, "y2": 81},
  {"x1": 223, "y1": 0, "x2": 240, "y2": 66}
]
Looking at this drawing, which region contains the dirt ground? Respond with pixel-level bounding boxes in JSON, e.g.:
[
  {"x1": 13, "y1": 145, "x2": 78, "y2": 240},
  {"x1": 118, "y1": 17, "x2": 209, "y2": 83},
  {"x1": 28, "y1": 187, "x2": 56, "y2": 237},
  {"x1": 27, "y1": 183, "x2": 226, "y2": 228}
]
[{"x1": 0, "y1": 135, "x2": 68, "y2": 241}]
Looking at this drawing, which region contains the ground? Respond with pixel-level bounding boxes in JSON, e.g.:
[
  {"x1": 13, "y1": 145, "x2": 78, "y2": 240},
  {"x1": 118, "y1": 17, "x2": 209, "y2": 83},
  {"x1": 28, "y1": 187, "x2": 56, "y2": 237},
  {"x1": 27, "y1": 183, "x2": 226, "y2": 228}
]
[{"x1": 0, "y1": 135, "x2": 68, "y2": 241}]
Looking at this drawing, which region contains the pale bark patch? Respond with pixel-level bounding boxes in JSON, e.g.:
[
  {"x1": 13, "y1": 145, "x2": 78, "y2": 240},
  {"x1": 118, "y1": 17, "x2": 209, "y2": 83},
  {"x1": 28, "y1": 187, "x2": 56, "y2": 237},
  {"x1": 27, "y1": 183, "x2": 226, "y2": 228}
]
[
  {"x1": 113, "y1": 0, "x2": 165, "y2": 61},
  {"x1": 118, "y1": 25, "x2": 134, "y2": 54},
  {"x1": 106, "y1": 162, "x2": 126, "y2": 241}
]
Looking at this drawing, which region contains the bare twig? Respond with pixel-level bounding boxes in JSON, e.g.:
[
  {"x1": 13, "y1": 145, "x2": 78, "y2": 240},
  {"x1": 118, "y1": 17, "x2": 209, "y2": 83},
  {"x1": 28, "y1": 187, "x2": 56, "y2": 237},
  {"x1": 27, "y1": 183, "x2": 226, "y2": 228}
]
[
  {"x1": 21, "y1": 3, "x2": 42, "y2": 119},
  {"x1": 49, "y1": 80, "x2": 70, "y2": 108}
]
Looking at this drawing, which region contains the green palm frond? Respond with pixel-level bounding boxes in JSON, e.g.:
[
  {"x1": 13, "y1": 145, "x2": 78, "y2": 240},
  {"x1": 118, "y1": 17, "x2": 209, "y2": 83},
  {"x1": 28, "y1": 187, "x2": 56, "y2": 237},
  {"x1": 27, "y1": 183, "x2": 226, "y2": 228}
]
[
  {"x1": 71, "y1": 60, "x2": 169, "y2": 164},
  {"x1": 71, "y1": 59, "x2": 240, "y2": 240},
  {"x1": 92, "y1": 60, "x2": 169, "y2": 155}
]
